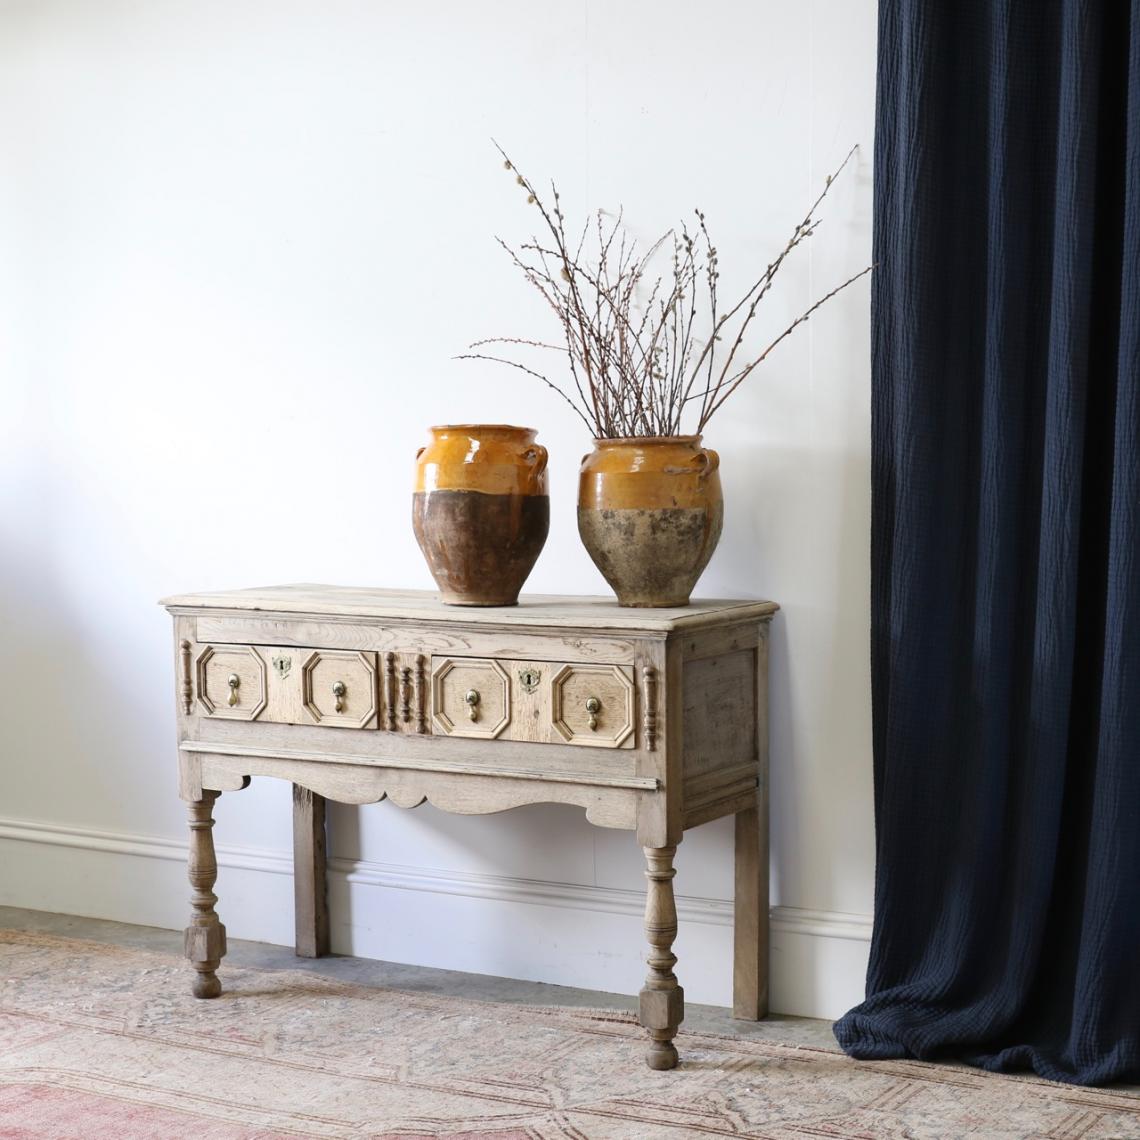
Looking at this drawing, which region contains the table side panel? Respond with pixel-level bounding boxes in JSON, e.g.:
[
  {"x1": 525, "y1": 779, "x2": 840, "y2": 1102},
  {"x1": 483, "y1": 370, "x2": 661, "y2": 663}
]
[{"x1": 679, "y1": 619, "x2": 770, "y2": 829}]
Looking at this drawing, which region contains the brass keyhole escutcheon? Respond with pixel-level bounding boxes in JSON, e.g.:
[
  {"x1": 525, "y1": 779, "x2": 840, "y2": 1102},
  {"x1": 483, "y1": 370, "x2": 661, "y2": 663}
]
[
  {"x1": 465, "y1": 689, "x2": 481, "y2": 722},
  {"x1": 272, "y1": 655, "x2": 292, "y2": 679},
  {"x1": 227, "y1": 673, "x2": 240, "y2": 707},
  {"x1": 332, "y1": 680, "x2": 346, "y2": 713},
  {"x1": 518, "y1": 667, "x2": 541, "y2": 694},
  {"x1": 585, "y1": 696, "x2": 601, "y2": 731}
]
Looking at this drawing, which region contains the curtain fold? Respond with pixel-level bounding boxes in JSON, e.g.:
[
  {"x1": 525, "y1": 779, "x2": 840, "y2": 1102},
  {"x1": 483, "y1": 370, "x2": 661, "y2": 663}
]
[{"x1": 835, "y1": 0, "x2": 1140, "y2": 1085}]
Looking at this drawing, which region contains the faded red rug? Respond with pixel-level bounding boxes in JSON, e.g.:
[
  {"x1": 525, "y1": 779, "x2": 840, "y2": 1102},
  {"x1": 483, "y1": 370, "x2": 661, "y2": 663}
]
[{"x1": 1, "y1": 929, "x2": 1138, "y2": 1139}]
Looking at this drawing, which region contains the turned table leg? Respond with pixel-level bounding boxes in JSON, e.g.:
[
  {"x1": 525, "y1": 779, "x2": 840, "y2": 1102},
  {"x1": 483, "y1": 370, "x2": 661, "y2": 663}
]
[
  {"x1": 184, "y1": 790, "x2": 226, "y2": 998},
  {"x1": 639, "y1": 844, "x2": 684, "y2": 1070},
  {"x1": 293, "y1": 784, "x2": 330, "y2": 958},
  {"x1": 733, "y1": 801, "x2": 769, "y2": 1019}
]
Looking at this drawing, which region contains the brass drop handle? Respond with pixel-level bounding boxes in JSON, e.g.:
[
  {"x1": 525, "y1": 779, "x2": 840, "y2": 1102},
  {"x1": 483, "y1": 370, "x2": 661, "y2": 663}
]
[
  {"x1": 227, "y1": 673, "x2": 240, "y2": 707},
  {"x1": 585, "y1": 696, "x2": 601, "y2": 731},
  {"x1": 465, "y1": 689, "x2": 481, "y2": 722},
  {"x1": 332, "y1": 680, "x2": 346, "y2": 713}
]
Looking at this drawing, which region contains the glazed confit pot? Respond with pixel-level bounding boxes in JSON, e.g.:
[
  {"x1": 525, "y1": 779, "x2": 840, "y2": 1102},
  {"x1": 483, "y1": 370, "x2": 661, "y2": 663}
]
[
  {"x1": 577, "y1": 436, "x2": 723, "y2": 607},
  {"x1": 413, "y1": 424, "x2": 549, "y2": 606}
]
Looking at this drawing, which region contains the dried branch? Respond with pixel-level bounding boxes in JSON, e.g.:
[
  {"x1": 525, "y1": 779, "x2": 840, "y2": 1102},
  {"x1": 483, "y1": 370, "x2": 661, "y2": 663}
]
[
  {"x1": 696, "y1": 264, "x2": 875, "y2": 428},
  {"x1": 463, "y1": 143, "x2": 871, "y2": 438},
  {"x1": 454, "y1": 351, "x2": 594, "y2": 433}
]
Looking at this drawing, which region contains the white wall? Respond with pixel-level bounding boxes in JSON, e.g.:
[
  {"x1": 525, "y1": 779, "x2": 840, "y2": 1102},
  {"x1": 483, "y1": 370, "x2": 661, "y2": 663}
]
[{"x1": 0, "y1": 0, "x2": 876, "y2": 1019}]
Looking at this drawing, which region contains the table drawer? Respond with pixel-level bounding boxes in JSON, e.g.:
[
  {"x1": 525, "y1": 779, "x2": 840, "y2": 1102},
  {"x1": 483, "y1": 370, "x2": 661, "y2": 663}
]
[
  {"x1": 430, "y1": 655, "x2": 636, "y2": 748},
  {"x1": 193, "y1": 644, "x2": 380, "y2": 729}
]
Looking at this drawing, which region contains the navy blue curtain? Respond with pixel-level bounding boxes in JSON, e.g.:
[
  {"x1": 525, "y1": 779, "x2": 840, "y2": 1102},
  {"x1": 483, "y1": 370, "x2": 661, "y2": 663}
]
[{"x1": 835, "y1": 1, "x2": 1140, "y2": 1086}]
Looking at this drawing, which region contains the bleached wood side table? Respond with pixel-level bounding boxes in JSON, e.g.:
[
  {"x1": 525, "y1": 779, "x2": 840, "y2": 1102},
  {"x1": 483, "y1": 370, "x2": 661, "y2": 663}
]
[{"x1": 162, "y1": 585, "x2": 777, "y2": 1070}]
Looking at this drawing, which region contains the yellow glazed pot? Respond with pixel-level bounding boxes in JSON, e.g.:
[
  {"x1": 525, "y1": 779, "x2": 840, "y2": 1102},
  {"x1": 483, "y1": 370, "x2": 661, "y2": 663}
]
[
  {"x1": 413, "y1": 424, "x2": 549, "y2": 606},
  {"x1": 578, "y1": 435, "x2": 723, "y2": 607}
]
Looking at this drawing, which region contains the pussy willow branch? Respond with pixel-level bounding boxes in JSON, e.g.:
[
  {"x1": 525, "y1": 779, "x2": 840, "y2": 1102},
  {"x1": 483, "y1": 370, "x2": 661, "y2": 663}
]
[
  {"x1": 459, "y1": 142, "x2": 871, "y2": 438},
  {"x1": 685, "y1": 147, "x2": 859, "y2": 431},
  {"x1": 456, "y1": 349, "x2": 595, "y2": 433},
  {"x1": 695, "y1": 263, "x2": 874, "y2": 427}
]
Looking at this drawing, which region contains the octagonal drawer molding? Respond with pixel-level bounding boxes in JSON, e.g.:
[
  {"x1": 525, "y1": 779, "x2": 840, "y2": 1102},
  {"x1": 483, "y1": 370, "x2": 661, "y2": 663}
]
[
  {"x1": 301, "y1": 650, "x2": 379, "y2": 729},
  {"x1": 195, "y1": 645, "x2": 268, "y2": 721},
  {"x1": 432, "y1": 657, "x2": 511, "y2": 739},
  {"x1": 551, "y1": 663, "x2": 635, "y2": 748}
]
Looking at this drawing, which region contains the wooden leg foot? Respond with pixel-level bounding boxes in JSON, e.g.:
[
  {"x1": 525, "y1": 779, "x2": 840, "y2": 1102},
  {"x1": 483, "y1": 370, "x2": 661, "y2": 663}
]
[
  {"x1": 191, "y1": 969, "x2": 222, "y2": 999},
  {"x1": 639, "y1": 844, "x2": 684, "y2": 1070},
  {"x1": 645, "y1": 1034, "x2": 679, "y2": 1071},
  {"x1": 184, "y1": 790, "x2": 227, "y2": 999}
]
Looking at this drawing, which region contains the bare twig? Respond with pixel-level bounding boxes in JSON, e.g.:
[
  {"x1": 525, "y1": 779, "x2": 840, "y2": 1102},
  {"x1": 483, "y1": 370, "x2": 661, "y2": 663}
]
[
  {"x1": 454, "y1": 351, "x2": 595, "y2": 433},
  {"x1": 465, "y1": 143, "x2": 871, "y2": 438},
  {"x1": 696, "y1": 264, "x2": 875, "y2": 428}
]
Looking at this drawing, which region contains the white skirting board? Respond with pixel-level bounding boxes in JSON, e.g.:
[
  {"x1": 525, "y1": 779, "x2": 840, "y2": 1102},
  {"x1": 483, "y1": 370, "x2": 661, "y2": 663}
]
[{"x1": 0, "y1": 816, "x2": 871, "y2": 1021}]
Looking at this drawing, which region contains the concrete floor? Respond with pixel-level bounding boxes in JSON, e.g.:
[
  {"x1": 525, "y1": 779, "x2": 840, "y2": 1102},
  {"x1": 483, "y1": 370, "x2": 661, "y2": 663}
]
[{"x1": 0, "y1": 905, "x2": 838, "y2": 1051}]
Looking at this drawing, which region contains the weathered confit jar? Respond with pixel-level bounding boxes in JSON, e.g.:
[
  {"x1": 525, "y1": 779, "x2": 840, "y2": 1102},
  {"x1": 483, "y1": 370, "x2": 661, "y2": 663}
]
[
  {"x1": 413, "y1": 424, "x2": 549, "y2": 606},
  {"x1": 578, "y1": 436, "x2": 723, "y2": 607}
]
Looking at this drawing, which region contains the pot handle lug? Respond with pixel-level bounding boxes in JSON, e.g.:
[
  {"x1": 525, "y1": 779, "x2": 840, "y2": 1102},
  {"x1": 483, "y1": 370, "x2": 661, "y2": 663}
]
[
  {"x1": 523, "y1": 444, "x2": 548, "y2": 475},
  {"x1": 696, "y1": 448, "x2": 720, "y2": 476}
]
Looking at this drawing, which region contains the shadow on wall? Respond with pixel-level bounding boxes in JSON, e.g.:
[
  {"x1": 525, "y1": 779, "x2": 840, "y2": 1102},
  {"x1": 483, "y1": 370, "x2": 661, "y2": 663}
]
[
  {"x1": 327, "y1": 798, "x2": 655, "y2": 986},
  {"x1": 321, "y1": 426, "x2": 875, "y2": 965},
  {"x1": 0, "y1": 504, "x2": 206, "y2": 930},
  {"x1": 713, "y1": 438, "x2": 873, "y2": 916},
  {"x1": 0, "y1": 511, "x2": 173, "y2": 840}
]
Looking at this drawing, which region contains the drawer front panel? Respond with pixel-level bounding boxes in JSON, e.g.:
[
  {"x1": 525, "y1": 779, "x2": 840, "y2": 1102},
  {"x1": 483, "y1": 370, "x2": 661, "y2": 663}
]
[
  {"x1": 302, "y1": 650, "x2": 379, "y2": 729},
  {"x1": 551, "y1": 664, "x2": 635, "y2": 748},
  {"x1": 432, "y1": 658, "x2": 511, "y2": 739},
  {"x1": 196, "y1": 646, "x2": 268, "y2": 721},
  {"x1": 430, "y1": 656, "x2": 636, "y2": 749}
]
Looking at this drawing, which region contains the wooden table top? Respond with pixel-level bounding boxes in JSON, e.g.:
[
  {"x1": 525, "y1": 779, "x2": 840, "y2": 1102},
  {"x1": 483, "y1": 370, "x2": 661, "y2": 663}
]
[{"x1": 161, "y1": 583, "x2": 778, "y2": 632}]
